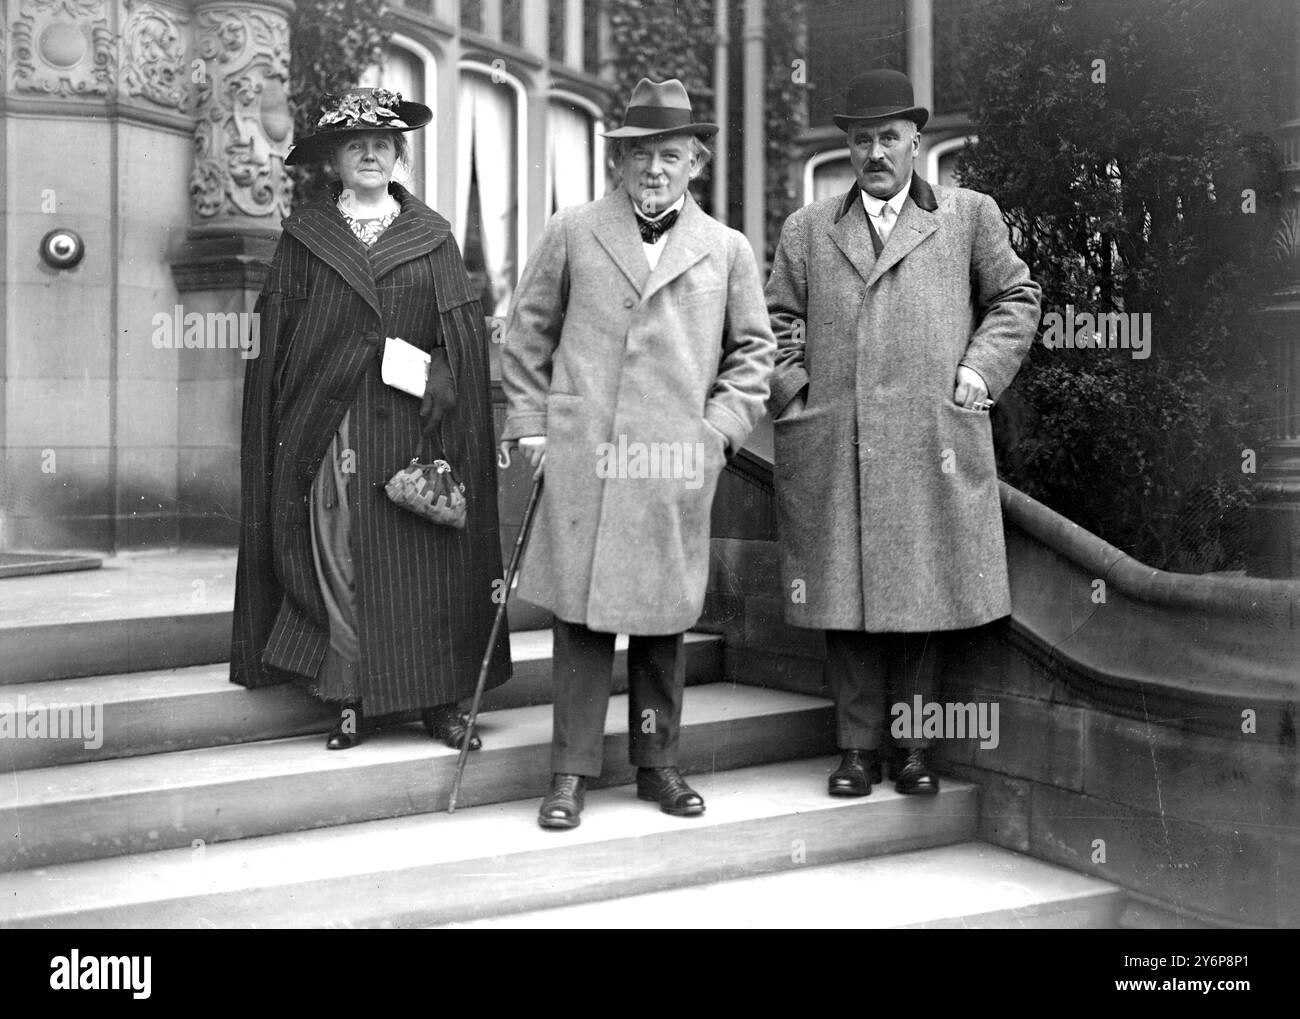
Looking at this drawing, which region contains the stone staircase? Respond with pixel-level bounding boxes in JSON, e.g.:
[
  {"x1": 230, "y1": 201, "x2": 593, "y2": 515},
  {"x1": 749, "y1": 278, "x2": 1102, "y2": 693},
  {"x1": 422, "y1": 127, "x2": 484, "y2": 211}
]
[{"x1": 0, "y1": 553, "x2": 1124, "y2": 928}]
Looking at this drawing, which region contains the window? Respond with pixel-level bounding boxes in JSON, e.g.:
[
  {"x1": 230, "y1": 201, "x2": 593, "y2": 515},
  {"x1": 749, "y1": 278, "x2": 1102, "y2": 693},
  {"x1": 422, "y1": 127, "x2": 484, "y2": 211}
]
[
  {"x1": 927, "y1": 137, "x2": 975, "y2": 189},
  {"x1": 461, "y1": 0, "x2": 482, "y2": 32},
  {"x1": 582, "y1": 0, "x2": 600, "y2": 75},
  {"x1": 359, "y1": 44, "x2": 429, "y2": 200},
  {"x1": 457, "y1": 67, "x2": 523, "y2": 318},
  {"x1": 807, "y1": 0, "x2": 906, "y2": 128},
  {"x1": 547, "y1": 96, "x2": 601, "y2": 214},
  {"x1": 805, "y1": 152, "x2": 856, "y2": 206},
  {"x1": 502, "y1": 0, "x2": 522, "y2": 45},
  {"x1": 548, "y1": 0, "x2": 566, "y2": 62}
]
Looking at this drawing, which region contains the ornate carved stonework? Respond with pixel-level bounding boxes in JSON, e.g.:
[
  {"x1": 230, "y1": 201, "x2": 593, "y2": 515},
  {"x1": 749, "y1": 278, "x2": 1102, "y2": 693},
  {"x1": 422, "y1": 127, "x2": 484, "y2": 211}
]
[
  {"x1": 120, "y1": 0, "x2": 190, "y2": 109},
  {"x1": 190, "y1": 3, "x2": 293, "y2": 223},
  {"x1": 11, "y1": 0, "x2": 116, "y2": 97}
]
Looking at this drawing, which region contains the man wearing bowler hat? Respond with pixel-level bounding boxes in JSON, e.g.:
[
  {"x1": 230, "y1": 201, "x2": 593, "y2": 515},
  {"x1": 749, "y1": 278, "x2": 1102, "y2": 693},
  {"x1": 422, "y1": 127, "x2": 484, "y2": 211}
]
[
  {"x1": 766, "y1": 70, "x2": 1040, "y2": 797},
  {"x1": 500, "y1": 78, "x2": 775, "y2": 829}
]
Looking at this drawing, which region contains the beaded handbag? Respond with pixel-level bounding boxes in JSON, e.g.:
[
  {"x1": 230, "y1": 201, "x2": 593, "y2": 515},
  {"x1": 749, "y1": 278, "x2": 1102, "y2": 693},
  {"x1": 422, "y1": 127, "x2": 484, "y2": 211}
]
[{"x1": 384, "y1": 429, "x2": 467, "y2": 529}]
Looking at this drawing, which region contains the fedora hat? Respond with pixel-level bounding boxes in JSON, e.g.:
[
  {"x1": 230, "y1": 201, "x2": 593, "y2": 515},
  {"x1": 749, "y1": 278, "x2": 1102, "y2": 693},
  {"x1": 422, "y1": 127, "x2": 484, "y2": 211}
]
[
  {"x1": 603, "y1": 78, "x2": 718, "y2": 140},
  {"x1": 286, "y1": 87, "x2": 433, "y2": 166},
  {"x1": 833, "y1": 69, "x2": 929, "y2": 131}
]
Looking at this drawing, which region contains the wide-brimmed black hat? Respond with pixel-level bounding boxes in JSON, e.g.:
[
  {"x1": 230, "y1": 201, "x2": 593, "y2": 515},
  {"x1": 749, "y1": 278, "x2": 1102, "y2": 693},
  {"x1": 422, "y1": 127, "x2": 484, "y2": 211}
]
[
  {"x1": 833, "y1": 69, "x2": 929, "y2": 131},
  {"x1": 285, "y1": 87, "x2": 433, "y2": 166},
  {"x1": 603, "y1": 78, "x2": 718, "y2": 140}
]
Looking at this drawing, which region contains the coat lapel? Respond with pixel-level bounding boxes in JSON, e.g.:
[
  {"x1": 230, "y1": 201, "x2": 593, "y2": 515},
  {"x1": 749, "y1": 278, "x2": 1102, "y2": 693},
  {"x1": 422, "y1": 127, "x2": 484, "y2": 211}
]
[
  {"x1": 828, "y1": 186, "x2": 879, "y2": 286},
  {"x1": 829, "y1": 176, "x2": 941, "y2": 290},
  {"x1": 368, "y1": 183, "x2": 453, "y2": 281},
  {"x1": 590, "y1": 191, "x2": 651, "y2": 295},
  {"x1": 642, "y1": 194, "x2": 709, "y2": 302},
  {"x1": 863, "y1": 175, "x2": 941, "y2": 289},
  {"x1": 283, "y1": 197, "x2": 382, "y2": 319},
  {"x1": 282, "y1": 184, "x2": 455, "y2": 320}
]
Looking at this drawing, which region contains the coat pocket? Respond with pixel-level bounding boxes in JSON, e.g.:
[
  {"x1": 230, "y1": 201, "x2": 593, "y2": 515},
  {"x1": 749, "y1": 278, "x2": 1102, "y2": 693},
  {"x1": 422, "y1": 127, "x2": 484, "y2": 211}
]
[{"x1": 938, "y1": 400, "x2": 997, "y2": 484}]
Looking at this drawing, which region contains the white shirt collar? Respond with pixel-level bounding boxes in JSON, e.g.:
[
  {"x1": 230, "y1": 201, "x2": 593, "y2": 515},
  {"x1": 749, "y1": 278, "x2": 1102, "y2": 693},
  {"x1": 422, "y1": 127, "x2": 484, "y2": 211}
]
[
  {"x1": 860, "y1": 175, "x2": 911, "y2": 220},
  {"x1": 637, "y1": 194, "x2": 687, "y2": 227}
]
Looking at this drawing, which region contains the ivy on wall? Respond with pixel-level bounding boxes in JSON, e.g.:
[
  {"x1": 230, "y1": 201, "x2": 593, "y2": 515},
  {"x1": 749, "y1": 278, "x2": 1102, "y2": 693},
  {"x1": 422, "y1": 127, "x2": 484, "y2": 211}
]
[
  {"x1": 604, "y1": 0, "x2": 806, "y2": 262},
  {"x1": 287, "y1": 0, "x2": 393, "y2": 204}
]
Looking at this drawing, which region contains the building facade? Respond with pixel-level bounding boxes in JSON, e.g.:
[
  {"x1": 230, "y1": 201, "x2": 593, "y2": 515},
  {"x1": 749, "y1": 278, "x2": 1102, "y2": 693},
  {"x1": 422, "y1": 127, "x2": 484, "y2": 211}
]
[
  {"x1": 5, "y1": 0, "x2": 1299, "y2": 579},
  {"x1": 0, "y1": 0, "x2": 616, "y2": 552}
]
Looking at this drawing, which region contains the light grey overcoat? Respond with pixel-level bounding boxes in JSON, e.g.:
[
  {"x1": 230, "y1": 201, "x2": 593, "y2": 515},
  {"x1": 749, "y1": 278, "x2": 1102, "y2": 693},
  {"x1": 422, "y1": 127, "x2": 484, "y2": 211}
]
[
  {"x1": 766, "y1": 176, "x2": 1041, "y2": 632},
  {"x1": 502, "y1": 189, "x2": 775, "y2": 634}
]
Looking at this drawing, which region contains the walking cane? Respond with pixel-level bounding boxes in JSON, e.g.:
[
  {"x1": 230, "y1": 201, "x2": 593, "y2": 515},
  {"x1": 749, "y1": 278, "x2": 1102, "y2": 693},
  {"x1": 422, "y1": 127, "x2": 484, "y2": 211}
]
[{"x1": 447, "y1": 456, "x2": 544, "y2": 814}]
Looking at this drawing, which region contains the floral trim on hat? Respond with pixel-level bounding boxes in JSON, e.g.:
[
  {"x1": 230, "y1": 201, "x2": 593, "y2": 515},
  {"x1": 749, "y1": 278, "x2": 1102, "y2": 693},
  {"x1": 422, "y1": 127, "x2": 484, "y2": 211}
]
[{"x1": 317, "y1": 89, "x2": 409, "y2": 130}]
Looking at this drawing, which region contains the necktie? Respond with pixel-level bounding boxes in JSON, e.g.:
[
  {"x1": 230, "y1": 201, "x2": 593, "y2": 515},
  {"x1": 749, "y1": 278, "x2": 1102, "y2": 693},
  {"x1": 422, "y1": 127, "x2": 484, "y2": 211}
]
[
  {"x1": 876, "y1": 203, "x2": 894, "y2": 244},
  {"x1": 637, "y1": 208, "x2": 679, "y2": 244}
]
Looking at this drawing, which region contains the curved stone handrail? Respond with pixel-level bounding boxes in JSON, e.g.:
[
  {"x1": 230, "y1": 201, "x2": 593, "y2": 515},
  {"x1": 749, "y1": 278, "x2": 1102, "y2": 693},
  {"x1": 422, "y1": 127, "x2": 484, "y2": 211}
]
[{"x1": 999, "y1": 481, "x2": 1300, "y2": 707}]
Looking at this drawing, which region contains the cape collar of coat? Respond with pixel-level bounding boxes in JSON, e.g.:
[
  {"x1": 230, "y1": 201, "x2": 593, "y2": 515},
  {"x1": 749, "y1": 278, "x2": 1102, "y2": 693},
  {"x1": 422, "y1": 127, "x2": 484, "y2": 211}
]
[
  {"x1": 281, "y1": 181, "x2": 453, "y2": 320},
  {"x1": 830, "y1": 174, "x2": 940, "y2": 289},
  {"x1": 589, "y1": 188, "x2": 713, "y2": 302}
]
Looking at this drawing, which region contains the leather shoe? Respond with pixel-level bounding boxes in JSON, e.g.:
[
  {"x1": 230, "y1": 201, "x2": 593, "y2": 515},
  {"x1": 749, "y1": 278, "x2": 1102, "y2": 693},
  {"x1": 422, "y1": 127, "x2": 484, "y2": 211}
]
[
  {"x1": 538, "y1": 773, "x2": 586, "y2": 829},
  {"x1": 325, "y1": 701, "x2": 363, "y2": 750},
  {"x1": 828, "y1": 749, "x2": 882, "y2": 797},
  {"x1": 422, "y1": 703, "x2": 482, "y2": 751},
  {"x1": 893, "y1": 748, "x2": 940, "y2": 795},
  {"x1": 636, "y1": 766, "x2": 705, "y2": 816}
]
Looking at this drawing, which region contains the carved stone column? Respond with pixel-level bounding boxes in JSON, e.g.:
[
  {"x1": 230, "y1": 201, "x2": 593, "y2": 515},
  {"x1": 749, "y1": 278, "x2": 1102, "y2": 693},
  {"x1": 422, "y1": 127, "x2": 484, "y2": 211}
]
[
  {"x1": 187, "y1": 0, "x2": 293, "y2": 236},
  {"x1": 170, "y1": 0, "x2": 294, "y2": 543},
  {"x1": 1250, "y1": 5, "x2": 1300, "y2": 578}
]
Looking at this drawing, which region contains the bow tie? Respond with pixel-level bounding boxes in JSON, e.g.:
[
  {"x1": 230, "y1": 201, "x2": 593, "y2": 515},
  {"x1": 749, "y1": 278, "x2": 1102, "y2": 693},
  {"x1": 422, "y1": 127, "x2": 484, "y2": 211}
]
[{"x1": 636, "y1": 207, "x2": 679, "y2": 244}]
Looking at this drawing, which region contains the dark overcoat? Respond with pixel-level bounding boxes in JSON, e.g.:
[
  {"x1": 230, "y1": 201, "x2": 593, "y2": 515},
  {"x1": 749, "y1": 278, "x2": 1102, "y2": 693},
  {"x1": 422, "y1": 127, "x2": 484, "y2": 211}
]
[
  {"x1": 766, "y1": 177, "x2": 1041, "y2": 633},
  {"x1": 230, "y1": 183, "x2": 510, "y2": 715},
  {"x1": 500, "y1": 190, "x2": 775, "y2": 634}
]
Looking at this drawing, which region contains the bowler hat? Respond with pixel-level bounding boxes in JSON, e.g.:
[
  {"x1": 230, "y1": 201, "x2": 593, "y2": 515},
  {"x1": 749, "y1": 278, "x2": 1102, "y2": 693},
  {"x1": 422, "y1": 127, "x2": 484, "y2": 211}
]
[
  {"x1": 286, "y1": 87, "x2": 433, "y2": 166},
  {"x1": 603, "y1": 78, "x2": 718, "y2": 140},
  {"x1": 833, "y1": 69, "x2": 929, "y2": 131}
]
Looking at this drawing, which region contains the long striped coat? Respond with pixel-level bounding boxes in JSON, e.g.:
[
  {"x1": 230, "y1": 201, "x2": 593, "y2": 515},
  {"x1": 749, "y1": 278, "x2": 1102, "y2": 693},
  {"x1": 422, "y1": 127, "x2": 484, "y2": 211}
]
[{"x1": 230, "y1": 183, "x2": 510, "y2": 715}]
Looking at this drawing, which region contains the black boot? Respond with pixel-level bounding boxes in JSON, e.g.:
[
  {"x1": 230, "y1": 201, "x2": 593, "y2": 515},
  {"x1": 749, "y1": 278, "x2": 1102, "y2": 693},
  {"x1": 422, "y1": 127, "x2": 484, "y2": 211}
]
[
  {"x1": 827, "y1": 749, "x2": 882, "y2": 797},
  {"x1": 538, "y1": 773, "x2": 586, "y2": 829},
  {"x1": 326, "y1": 701, "x2": 363, "y2": 750},
  {"x1": 892, "y1": 748, "x2": 939, "y2": 795},
  {"x1": 636, "y1": 767, "x2": 705, "y2": 816},
  {"x1": 421, "y1": 703, "x2": 482, "y2": 751}
]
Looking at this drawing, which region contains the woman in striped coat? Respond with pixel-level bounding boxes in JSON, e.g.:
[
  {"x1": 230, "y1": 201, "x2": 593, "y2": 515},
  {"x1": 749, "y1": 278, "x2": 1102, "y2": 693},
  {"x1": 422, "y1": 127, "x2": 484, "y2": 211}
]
[{"x1": 230, "y1": 88, "x2": 510, "y2": 749}]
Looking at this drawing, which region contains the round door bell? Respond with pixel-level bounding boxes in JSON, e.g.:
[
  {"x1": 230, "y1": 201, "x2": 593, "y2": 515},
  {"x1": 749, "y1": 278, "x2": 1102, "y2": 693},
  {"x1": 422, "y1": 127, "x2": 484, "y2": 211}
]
[{"x1": 40, "y1": 228, "x2": 85, "y2": 269}]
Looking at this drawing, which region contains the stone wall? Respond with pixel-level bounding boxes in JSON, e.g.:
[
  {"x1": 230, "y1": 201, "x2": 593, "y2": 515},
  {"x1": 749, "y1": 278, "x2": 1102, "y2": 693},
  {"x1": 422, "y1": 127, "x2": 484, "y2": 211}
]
[{"x1": 702, "y1": 458, "x2": 1300, "y2": 927}]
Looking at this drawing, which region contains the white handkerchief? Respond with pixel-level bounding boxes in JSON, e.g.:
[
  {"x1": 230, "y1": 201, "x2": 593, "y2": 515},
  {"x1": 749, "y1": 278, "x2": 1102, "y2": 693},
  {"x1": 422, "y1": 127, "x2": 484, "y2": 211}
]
[{"x1": 380, "y1": 336, "x2": 430, "y2": 397}]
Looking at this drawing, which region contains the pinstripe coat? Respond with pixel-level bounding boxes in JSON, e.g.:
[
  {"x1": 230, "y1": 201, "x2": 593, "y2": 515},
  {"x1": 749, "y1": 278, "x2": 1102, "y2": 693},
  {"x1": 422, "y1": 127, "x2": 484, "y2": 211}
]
[
  {"x1": 766, "y1": 177, "x2": 1040, "y2": 632},
  {"x1": 230, "y1": 183, "x2": 510, "y2": 715},
  {"x1": 500, "y1": 190, "x2": 775, "y2": 634}
]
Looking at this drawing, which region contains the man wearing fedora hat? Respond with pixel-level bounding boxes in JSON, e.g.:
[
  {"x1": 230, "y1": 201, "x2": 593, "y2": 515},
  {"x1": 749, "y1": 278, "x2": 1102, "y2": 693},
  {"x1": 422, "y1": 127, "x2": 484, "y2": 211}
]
[
  {"x1": 501, "y1": 78, "x2": 775, "y2": 829},
  {"x1": 766, "y1": 69, "x2": 1041, "y2": 798}
]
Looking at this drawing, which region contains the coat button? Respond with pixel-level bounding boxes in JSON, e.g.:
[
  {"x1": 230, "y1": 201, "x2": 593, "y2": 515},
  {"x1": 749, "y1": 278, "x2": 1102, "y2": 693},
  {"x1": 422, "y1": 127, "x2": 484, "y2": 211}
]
[
  {"x1": 375, "y1": 403, "x2": 390, "y2": 418},
  {"x1": 623, "y1": 298, "x2": 634, "y2": 309}
]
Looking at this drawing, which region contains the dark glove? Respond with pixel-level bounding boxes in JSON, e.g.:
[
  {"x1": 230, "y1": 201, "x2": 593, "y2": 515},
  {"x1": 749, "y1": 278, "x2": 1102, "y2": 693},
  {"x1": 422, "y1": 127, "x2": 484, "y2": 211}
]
[{"x1": 420, "y1": 347, "x2": 456, "y2": 432}]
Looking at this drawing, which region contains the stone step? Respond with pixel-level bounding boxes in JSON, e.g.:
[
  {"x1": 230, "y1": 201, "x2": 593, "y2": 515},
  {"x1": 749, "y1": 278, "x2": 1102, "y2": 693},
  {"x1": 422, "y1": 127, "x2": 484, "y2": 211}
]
[
  {"x1": 0, "y1": 631, "x2": 723, "y2": 770},
  {"x1": 0, "y1": 758, "x2": 976, "y2": 929},
  {"x1": 442, "y1": 842, "x2": 1125, "y2": 928},
  {"x1": 1, "y1": 683, "x2": 834, "y2": 873},
  {"x1": 0, "y1": 550, "x2": 552, "y2": 685}
]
